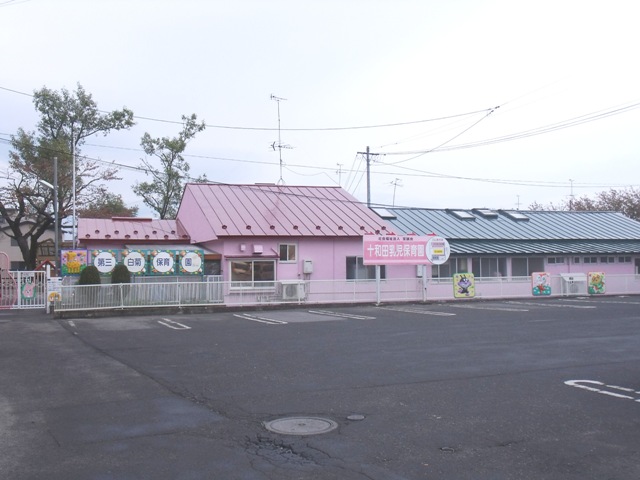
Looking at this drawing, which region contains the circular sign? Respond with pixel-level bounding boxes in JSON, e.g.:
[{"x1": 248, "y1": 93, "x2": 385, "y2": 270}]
[
  {"x1": 426, "y1": 236, "x2": 450, "y2": 265},
  {"x1": 152, "y1": 251, "x2": 175, "y2": 274},
  {"x1": 180, "y1": 251, "x2": 203, "y2": 274},
  {"x1": 93, "y1": 251, "x2": 117, "y2": 273},
  {"x1": 122, "y1": 250, "x2": 146, "y2": 274}
]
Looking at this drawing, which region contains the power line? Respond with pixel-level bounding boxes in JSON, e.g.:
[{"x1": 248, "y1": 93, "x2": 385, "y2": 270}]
[
  {"x1": 381, "y1": 100, "x2": 640, "y2": 156},
  {"x1": 1, "y1": 135, "x2": 637, "y2": 190},
  {"x1": 0, "y1": 84, "x2": 493, "y2": 132}
]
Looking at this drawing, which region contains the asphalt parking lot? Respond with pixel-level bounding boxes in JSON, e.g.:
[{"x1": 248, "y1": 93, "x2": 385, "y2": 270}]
[{"x1": 2, "y1": 296, "x2": 640, "y2": 479}]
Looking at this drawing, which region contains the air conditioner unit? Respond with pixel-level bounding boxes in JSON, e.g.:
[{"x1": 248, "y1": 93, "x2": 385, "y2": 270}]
[
  {"x1": 559, "y1": 273, "x2": 587, "y2": 296},
  {"x1": 281, "y1": 281, "x2": 305, "y2": 300}
]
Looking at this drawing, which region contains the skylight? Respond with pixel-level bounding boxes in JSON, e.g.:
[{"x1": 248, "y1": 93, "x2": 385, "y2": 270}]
[
  {"x1": 371, "y1": 208, "x2": 397, "y2": 219},
  {"x1": 500, "y1": 210, "x2": 529, "y2": 221},
  {"x1": 472, "y1": 208, "x2": 499, "y2": 219},
  {"x1": 447, "y1": 209, "x2": 476, "y2": 220}
]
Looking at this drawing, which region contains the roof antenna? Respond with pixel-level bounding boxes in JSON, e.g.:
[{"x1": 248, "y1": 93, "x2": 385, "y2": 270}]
[{"x1": 270, "y1": 94, "x2": 292, "y2": 185}]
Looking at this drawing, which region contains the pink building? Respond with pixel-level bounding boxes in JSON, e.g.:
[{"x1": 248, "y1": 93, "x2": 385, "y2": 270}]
[{"x1": 77, "y1": 184, "x2": 412, "y2": 282}]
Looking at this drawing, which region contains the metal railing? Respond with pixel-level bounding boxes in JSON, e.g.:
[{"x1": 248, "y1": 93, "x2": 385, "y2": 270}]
[{"x1": 52, "y1": 274, "x2": 640, "y2": 313}]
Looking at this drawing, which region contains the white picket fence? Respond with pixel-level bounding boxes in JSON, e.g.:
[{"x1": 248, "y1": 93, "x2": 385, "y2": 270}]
[{"x1": 51, "y1": 274, "x2": 640, "y2": 313}]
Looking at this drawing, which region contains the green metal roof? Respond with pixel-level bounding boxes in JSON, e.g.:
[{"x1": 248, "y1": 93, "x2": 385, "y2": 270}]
[{"x1": 379, "y1": 208, "x2": 640, "y2": 256}]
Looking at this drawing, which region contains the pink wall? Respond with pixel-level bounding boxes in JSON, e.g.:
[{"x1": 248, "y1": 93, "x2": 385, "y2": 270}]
[{"x1": 199, "y1": 236, "x2": 420, "y2": 282}]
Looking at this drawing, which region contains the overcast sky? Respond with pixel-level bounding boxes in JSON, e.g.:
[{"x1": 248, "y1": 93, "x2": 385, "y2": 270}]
[{"x1": 1, "y1": 0, "x2": 639, "y2": 217}]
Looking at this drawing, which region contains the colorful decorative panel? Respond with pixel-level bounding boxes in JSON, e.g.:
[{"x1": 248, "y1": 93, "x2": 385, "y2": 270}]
[
  {"x1": 91, "y1": 249, "x2": 118, "y2": 274},
  {"x1": 150, "y1": 250, "x2": 177, "y2": 275},
  {"x1": 588, "y1": 272, "x2": 606, "y2": 295},
  {"x1": 531, "y1": 272, "x2": 551, "y2": 296},
  {"x1": 61, "y1": 249, "x2": 88, "y2": 276},
  {"x1": 453, "y1": 273, "x2": 475, "y2": 298},
  {"x1": 121, "y1": 249, "x2": 148, "y2": 275},
  {"x1": 178, "y1": 249, "x2": 204, "y2": 275}
]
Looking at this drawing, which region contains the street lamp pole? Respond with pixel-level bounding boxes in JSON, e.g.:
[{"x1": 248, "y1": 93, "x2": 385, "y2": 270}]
[
  {"x1": 53, "y1": 156, "x2": 59, "y2": 273},
  {"x1": 38, "y1": 156, "x2": 59, "y2": 275}
]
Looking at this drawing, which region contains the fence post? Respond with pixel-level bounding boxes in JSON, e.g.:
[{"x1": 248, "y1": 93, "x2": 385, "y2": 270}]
[{"x1": 119, "y1": 283, "x2": 124, "y2": 308}]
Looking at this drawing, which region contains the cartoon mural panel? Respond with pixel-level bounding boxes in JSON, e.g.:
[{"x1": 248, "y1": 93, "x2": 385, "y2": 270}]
[
  {"x1": 61, "y1": 250, "x2": 88, "y2": 276},
  {"x1": 531, "y1": 272, "x2": 551, "y2": 296},
  {"x1": 453, "y1": 273, "x2": 475, "y2": 298},
  {"x1": 588, "y1": 272, "x2": 606, "y2": 295}
]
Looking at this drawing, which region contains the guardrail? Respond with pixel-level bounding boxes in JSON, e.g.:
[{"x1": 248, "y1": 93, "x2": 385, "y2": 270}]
[{"x1": 52, "y1": 274, "x2": 640, "y2": 313}]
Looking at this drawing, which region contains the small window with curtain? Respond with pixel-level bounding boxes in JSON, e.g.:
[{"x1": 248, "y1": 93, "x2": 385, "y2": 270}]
[{"x1": 279, "y1": 244, "x2": 297, "y2": 263}]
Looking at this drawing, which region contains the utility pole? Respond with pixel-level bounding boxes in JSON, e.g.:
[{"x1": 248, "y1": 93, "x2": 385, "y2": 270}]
[{"x1": 357, "y1": 146, "x2": 380, "y2": 207}]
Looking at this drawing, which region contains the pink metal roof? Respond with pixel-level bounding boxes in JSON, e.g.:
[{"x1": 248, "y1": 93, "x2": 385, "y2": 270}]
[
  {"x1": 78, "y1": 217, "x2": 189, "y2": 243},
  {"x1": 176, "y1": 183, "x2": 393, "y2": 243}
]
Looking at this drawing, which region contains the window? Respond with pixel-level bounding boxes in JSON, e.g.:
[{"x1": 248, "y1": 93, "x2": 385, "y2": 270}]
[
  {"x1": 583, "y1": 257, "x2": 598, "y2": 264},
  {"x1": 230, "y1": 259, "x2": 275, "y2": 287},
  {"x1": 10, "y1": 238, "x2": 18, "y2": 247},
  {"x1": 38, "y1": 243, "x2": 56, "y2": 256},
  {"x1": 10, "y1": 261, "x2": 25, "y2": 270},
  {"x1": 618, "y1": 256, "x2": 631, "y2": 263},
  {"x1": 279, "y1": 244, "x2": 297, "y2": 262},
  {"x1": 573, "y1": 257, "x2": 581, "y2": 264},
  {"x1": 471, "y1": 257, "x2": 507, "y2": 277},
  {"x1": 547, "y1": 257, "x2": 565, "y2": 265},
  {"x1": 511, "y1": 257, "x2": 544, "y2": 276},
  {"x1": 346, "y1": 256, "x2": 386, "y2": 280},
  {"x1": 600, "y1": 256, "x2": 615, "y2": 264},
  {"x1": 432, "y1": 258, "x2": 468, "y2": 278}
]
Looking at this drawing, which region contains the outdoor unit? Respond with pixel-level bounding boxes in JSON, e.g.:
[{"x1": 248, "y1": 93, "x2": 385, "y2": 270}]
[
  {"x1": 560, "y1": 273, "x2": 587, "y2": 295},
  {"x1": 281, "y1": 281, "x2": 305, "y2": 300}
]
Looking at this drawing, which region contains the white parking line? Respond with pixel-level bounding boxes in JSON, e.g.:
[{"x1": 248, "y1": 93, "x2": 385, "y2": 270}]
[
  {"x1": 506, "y1": 301, "x2": 596, "y2": 309},
  {"x1": 565, "y1": 380, "x2": 640, "y2": 403},
  {"x1": 233, "y1": 313, "x2": 287, "y2": 325},
  {"x1": 378, "y1": 306, "x2": 456, "y2": 316},
  {"x1": 157, "y1": 318, "x2": 191, "y2": 330},
  {"x1": 559, "y1": 298, "x2": 640, "y2": 305},
  {"x1": 308, "y1": 310, "x2": 376, "y2": 320},
  {"x1": 448, "y1": 304, "x2": 529, "y2": 312}
]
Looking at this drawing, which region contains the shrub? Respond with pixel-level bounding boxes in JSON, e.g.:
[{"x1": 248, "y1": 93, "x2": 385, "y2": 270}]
[
  {"x1": 77, "y1": 265, "x2": 101, "y2": 285},
  {"x1": 111, "y1": 263, "x2": 131, "y2": 284}
]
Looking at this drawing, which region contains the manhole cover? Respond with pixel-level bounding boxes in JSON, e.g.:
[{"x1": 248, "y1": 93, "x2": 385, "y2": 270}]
[{"x1": 264, "y1": 417, "x2": 338, "y2": 435}]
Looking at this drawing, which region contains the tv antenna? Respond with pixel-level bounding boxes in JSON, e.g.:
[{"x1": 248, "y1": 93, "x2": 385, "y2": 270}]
[
  {"x1": 390, "y1": 178, "x2": 403, "y2": 206},
  {"x1": 270, "y1": 94, "x2": 292, "y2": 185}
]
